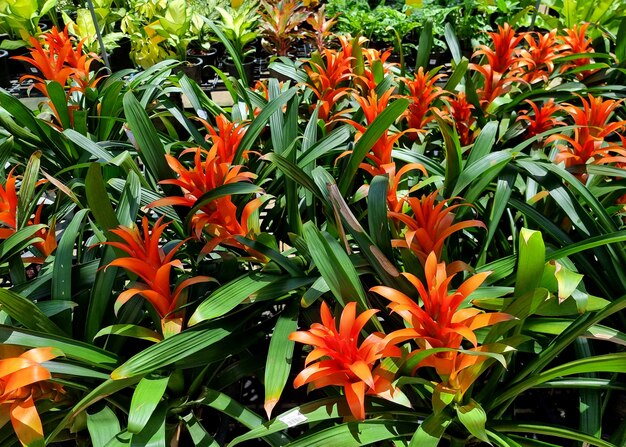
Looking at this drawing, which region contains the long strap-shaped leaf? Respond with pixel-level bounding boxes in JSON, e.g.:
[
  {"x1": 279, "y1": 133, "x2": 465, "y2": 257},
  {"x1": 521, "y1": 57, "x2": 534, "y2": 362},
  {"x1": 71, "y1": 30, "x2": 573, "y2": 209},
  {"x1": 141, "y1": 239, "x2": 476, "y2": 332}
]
[
  {"x1": 338, "y1": 99, "x2": 409, "y2": 195},
  {"x1": 123, "y1": 91, "x2": 173, "y2": 185}
]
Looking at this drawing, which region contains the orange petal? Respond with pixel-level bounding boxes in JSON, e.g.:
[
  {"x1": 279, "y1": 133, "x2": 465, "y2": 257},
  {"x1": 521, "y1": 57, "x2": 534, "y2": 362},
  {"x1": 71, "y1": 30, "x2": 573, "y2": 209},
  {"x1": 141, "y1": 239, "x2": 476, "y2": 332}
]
[
  {"x1": 344, "y1": 381, "x2": 366, "y2": 420},
  {"x1": 10, "y1": 396, "x2": 44, "y2": 447}
]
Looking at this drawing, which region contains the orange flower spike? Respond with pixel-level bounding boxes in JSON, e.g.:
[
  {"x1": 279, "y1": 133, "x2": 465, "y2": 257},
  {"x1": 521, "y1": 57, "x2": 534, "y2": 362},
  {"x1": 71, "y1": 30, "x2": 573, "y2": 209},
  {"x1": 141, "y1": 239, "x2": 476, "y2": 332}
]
[
  {"x1": 515, "y1": 30, "x2": 567, "y2": 83},
  {"x1": 473, "y1": 23, "x2": 524, "y2": 74},
  {"x1": 290, "y1": 301, "x2": 401, "y2": 420},
  {"x1": 389, "y1": 191, "x2": 486, "y2": 265},
  {"x1": 371, "y1": 252, "x2": 513, "y2": 376},
  {"x1": 447, "y1": 92, "x2": 476, "y2": 146},
  {"x1": 404, "y1": 68, "x2": 446, "y2": 137},
  {"x1": 559, "y1": 23, "x2": 594, "y2": 76},
  {"x1": 0, "y1": 347, "x2": 64, "y2": 447},
  {"x1": 104, "y1": 216, "x2": 210, "y2": 322},
  {"x1": 201, "y1": 115, "x2": 248, "y2": 164},
  {"x1": 549, "y1": 95, "x2": 626, "y2": 169},
  {"x1": 517, "y1": 99, "x2": 563, "y2": 140},
  {"x1": 0, "y1": 170, "x2": 18, "y2": 240}
]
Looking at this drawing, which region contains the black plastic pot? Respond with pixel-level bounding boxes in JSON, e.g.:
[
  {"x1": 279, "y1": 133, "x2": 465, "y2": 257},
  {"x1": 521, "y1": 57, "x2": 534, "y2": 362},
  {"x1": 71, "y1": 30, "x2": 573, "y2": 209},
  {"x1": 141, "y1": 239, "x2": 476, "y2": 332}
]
[
  {"x1": 223, "y1": 57, "x2": 256, "y2": 86},
  {"x1": 6, "y1": 46, "x2": 30, "y2": 80},
  {"x1": 0, "y1": 50, "x2": 10, "y2": 87},
  {"x1": 189, "y1": 47, "x2": 218, "y2": 82},
  {"x1": 110, "y1": 37, "x2": 134, "y2": 71},
  {"x1": 176, "y1": 57, "x2": 203, "y2": 84}
]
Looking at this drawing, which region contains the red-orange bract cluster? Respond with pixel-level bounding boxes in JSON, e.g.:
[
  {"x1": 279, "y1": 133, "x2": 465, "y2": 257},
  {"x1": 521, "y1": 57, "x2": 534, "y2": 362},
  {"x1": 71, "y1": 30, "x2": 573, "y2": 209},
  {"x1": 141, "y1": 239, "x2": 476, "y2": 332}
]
[
  {"x1": 372, "y1": 252, "x2": 513, "y2": 398},
  {"x1": 517, "y1": 99, "x2": 562, "y2": 142},
  {"x1": 104, "y1": 216, "x2": 210, "y2": 334},
  {"x1": 0, "y1": 170, "x2": 57, "y2": 263},
  {"x1": 13, "y1": 26, "x2": 102, "y2": 128},
  {"x1": 304, "y1": 47, "x2": 353, "y2": 122},
  {"x1": 403, "y1": 68, "x2": 445, "y2": 140},
  {"x1": 289, "y1": 301, "x2": 402, "y2": 420},
  {"x1": 471, "y1": 23, "x2": 598, "y2": 110},
  {"x1": 150, "y1": 145, "x2": 264, "y2": 258},
  {"x1": 549, "y1": 94, "x2": 626, "y2": 171},
  {"x1": 0, "y1": 346, "x2": 65, "y2": 447},
  {"x1": 389, "y1": 191, "x2": 485, "y2": 266}
]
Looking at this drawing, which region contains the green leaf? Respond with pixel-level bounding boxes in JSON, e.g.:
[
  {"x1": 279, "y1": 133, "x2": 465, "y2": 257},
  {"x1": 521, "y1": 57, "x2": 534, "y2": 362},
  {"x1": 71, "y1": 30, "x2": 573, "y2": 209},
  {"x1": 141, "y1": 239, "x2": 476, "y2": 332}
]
[
  {"x1": 435, "y1": 115, "x2": 461, "y2": 198},
  {"x1": 189, "y1": 273, "x2": 279, "y2": 325},
  {"x1": 193, "y1": 388, "x2": 289, "y2": 447},
  {"x1": 444, "y1": 57, "x2": 468, "y2": 92},
  {"x1": 123, "y1": 92, "x2": 173, "y2": 184},
  {"x1": 409, "y1": 412, "x2": 451, "y2": 447},
  {"x1": 416, "y1": 21, "x2": 433, "y2": 70},
  {"x1": 287, "y1": 420, "x2": 417, "y2": 447},
  {"x1": 46, "y1": 81, "x2": 72, "y2": 130},
  {"x1": 0, "y1": 224, "x2": 45, "y2": 264},
  {"x1": 229, "y1": 398, "x2": 341, "y2": 446},
  {"x1": 87, "y1": 406, "x2": 121, "y2": 447},
  {"x1": 94, "y1": 325, "x2": 163, "y2": 343},
  {"x1": 523, "y1": 318, "x2": 626, "y2": 346},
  {"x1": 368, "y1": 175, "x2": 393, "y2": 260},
  {"x1": 339, "y1": 99, "x2": 410, "y2": 195},
  {"x1": 264, "y1": 301, "x2": 299, "y2": 418},
  {"x1": 466, "y1": 121, "x2": 499, "y2": 168},
  {"x1": 0, "y1": 288, "x2": 64, "y2": 336},
  {"x1": 16, "y1": 151, "x2": 41, "y2": 229},
  {"x1": 514, "y1": 228, "x2": 545, "y2": 298},
  {"x1": 456, "y1": 399, "x2": 489, "y2": 443},
  {"x1": 491, "y1": 353, "x2": 626, "y2": 412},
  {"x1": 111, "y1": 320, "x2": 238, "y2": 379},
  {"x1": 302, "y1": 221, "x2": 368, "y2": 310},
  {"x1": 0, "y1": 325, "x2": 117, "y2": 366},
  {"x1": 130, "y1": 402, "x2": 167, "y2": 447},
  {"x1": 444, "y1": 23, "x2": 462, "y2": 64},
  {"x1": 235, "y1": 87, "x2": 298, "y2": 164},
  {"x1": 128, "y1": 375, "x2": 170, "y2": 434},
  {"x1": 52, "y1": 209, "x2": 89, "y2": 303},
  {"x1": 86, "y1": 163, "x2": 120, "y2": 232},
  {"x1": 182, "y1": 413, "x2": 219, "y2": 447},
  {"x1": 491, "y1": 422, "x2": 616, "y2": 447},
  {"x1": 64, "y1": 129, "x2": 114, "y2": 162}
]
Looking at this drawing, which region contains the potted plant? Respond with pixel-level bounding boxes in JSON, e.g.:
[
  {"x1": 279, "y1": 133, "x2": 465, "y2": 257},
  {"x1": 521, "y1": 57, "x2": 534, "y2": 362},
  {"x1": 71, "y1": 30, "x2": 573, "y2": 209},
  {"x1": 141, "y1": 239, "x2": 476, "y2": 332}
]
[
  {"x1": 213, "y1": 2, "x2": 259, "y2": 85},
  {"x1": 122, "y1": 0, "x2": 203, "y2": 81},
  {"x1": 258, "y1": 0, "x2": 310, "y2": 58}
]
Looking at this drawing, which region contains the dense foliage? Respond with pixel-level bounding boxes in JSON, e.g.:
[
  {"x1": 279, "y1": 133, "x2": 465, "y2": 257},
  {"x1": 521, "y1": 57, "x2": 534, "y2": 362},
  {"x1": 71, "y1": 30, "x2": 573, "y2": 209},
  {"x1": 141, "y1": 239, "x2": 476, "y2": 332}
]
[{"x1": 0, "y1": 1, "x2": 626, "y2": 446}]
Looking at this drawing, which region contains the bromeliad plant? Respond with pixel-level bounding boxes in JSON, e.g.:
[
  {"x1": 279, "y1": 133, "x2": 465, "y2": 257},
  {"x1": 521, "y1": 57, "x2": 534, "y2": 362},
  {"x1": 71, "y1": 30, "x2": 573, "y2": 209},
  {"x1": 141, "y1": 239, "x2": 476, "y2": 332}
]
[{"x1": 0, "y1": 12, "x2": 625, "y2": 447}]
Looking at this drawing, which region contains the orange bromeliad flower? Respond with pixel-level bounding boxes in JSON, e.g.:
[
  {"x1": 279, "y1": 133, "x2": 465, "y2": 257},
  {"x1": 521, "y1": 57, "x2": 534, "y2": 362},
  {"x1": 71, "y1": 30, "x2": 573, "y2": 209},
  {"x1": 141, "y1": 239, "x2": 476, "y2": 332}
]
[
  {"x1": 447, "y1": 92, "x2": 476, "y2": 146},
  {"x1": 200, "y1": 115, "x2": 248, "y2": 164},
  {"x1": 471, "y1": 23, "x2": 525, "y2": 108},
  {"x1": 304, "y1": 48, "x2": 353, "y2": 122},
  {"x1": 0, "y1": 170, "x2": 18, "y2": 240},
  {"x1": 104, "y1": 216, "x2": 210, "y2": 334},
  {"x1": 0, "y1": 171, "x2": 56, "y2": 263},
  {"x1": 474, "y1": 23, "x2": 523, "y2": 74},
  {"x1": 559, "y1": 23, "x2": 595, "y2": 79},
  {"x1": 341, "y1": 89, "x2": 406, "y2": 174},
  {"x1": 0, "y1": 346, "x2": 65, "y2": 447},
  {"x1": 404, "y1": 68, "x2": 446, "y2": 139},
  {"x1": 514, "y1": 30, "x2": 567, "y2": 84},
  {"x1": 517, "y1": 99, "x2": 563, "y2": 141},
  {"x1": 389, "y1": 191, "x2": 485, "y2": 265},
  {"x1": 548, "y1": 94, "x2": 626, "y2": 169},
  {"x1": 150, "y1": 147, "x2": 264, "y2": 257},
  {"x1": 289, "y1": 301, "x2": 402, "y2": 420},
  {"x1": 371, "y1": 252, "x2": 513, "y2": 396},
  {"x1": 13, "y1": 26, "x2": 100, "y2": 97}
]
